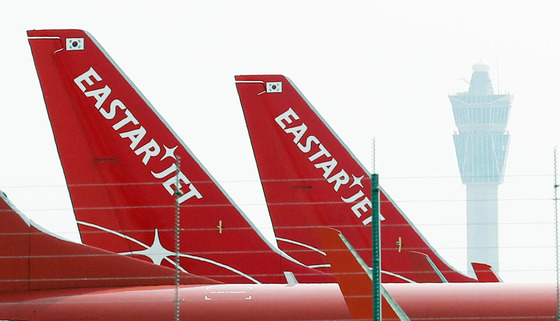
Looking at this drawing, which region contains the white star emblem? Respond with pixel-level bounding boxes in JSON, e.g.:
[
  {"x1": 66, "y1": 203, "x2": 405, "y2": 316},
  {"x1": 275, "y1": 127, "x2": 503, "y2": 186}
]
[
  {"x1": 161, "y1": 145, "x2": 178, "y2": 161},
  {"x1": 349, "y1": 175, "x2": 364, "y2": 188},
  {"x1": 130, "y1": 229, "x2": 175, "y2": 265}
]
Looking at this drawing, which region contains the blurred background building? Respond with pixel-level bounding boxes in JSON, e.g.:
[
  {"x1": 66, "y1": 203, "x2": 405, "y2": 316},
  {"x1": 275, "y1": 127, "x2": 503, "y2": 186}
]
[{"x1": 450, "y1": 62, "x2": 512, "y2": 275}]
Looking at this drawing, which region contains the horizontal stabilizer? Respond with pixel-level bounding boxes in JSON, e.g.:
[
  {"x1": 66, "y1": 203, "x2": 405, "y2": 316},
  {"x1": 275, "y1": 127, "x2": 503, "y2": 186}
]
[
  {"x1": 472, "y1": 262, "x2": 502, "y2": 282},
  {"x1": 316, "y1": 228, "x2": 410, "y2": 321}
]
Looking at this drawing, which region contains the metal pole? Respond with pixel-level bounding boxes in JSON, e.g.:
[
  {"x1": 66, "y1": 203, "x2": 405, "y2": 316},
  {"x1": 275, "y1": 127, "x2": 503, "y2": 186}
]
[
  {"x1": 372, "y1": 173, "x2": 381, "y2": 321},
  {"x1": 174, "y1": 157, "x2": 182, "y2": 321},
  {"x1": 554, "y1": 148, "x2": 559, "y2": 320}
]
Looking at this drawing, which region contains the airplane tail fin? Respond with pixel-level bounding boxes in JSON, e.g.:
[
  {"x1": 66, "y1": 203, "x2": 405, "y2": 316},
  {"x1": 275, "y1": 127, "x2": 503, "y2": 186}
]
[
  {"x1": 317, "y1": 228, "x2": 410, "y2": 321},
  {"x1": 235, "y1": 75, "x2": 479, "y2": 283},
  {"x1": 0, "y1": 190, "x2": 216, "y2": 292},
  {"x1": 471, "y1": 262, "x2": 502, "y2": 282},
  {"x1": 27, "y1": 30, "x2": 331, "y2": 284}
]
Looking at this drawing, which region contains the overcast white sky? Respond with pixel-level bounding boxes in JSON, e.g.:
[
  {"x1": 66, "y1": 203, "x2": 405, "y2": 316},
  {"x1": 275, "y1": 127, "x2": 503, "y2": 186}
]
[{"x1": 1, "y1": 1, "x2": 559, "y2": 283}]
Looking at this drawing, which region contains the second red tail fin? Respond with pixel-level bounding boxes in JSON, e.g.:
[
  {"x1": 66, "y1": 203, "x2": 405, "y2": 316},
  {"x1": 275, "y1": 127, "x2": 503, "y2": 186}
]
[{"x1": 235, "y1": 75, "x2": 479, "y2": 283}]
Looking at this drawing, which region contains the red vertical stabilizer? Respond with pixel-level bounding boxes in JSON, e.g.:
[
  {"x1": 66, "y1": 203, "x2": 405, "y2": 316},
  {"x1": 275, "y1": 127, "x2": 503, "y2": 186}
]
[
  {"x1": 235, "y1": 75, "x2": 479, "y2": 283},
  {"x1": 27, "y1": 30, "x2": 331, "y2": 284}
]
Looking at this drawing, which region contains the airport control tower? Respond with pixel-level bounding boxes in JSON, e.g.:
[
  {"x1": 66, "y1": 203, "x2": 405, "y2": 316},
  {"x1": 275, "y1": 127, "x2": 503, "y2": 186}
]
[{"x1": 449, "y1": 62, "x2": 512, "y2": 274}]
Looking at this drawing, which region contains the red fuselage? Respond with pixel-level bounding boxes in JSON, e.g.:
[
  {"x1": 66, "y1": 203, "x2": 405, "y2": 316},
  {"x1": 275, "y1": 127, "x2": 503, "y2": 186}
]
[{"x1": 1, "y1": 283, "x2": 556, "y2": 321}]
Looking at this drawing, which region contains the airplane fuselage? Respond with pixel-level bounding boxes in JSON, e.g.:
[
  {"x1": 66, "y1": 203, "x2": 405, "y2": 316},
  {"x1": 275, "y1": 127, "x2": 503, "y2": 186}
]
[
  {"x1": 1, "y1": 284, "x2": 347, "y2": 321},
  {"x1": 1, "y1": 283, "x2": 556, "y2": 321}
]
